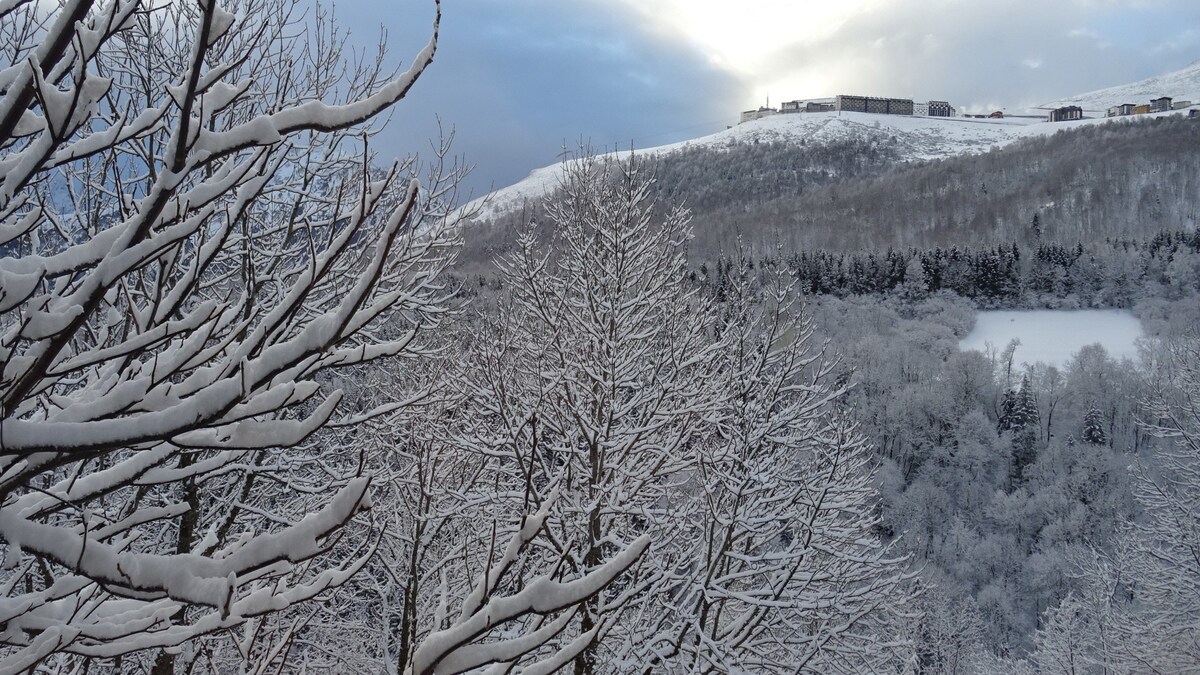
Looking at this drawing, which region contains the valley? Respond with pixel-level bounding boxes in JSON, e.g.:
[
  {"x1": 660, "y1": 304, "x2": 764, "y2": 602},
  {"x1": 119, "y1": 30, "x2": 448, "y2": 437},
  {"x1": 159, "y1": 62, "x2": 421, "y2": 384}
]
[{"x1": 4, "y1": 3, "x2": 1198, "y2": 672}]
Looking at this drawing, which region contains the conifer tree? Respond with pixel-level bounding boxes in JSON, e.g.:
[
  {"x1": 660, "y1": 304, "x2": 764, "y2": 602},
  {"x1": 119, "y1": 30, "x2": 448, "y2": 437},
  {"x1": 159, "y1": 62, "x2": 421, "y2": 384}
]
[
  {"x1": 1081, "y1": 404, "x2": 1108, "y2": 445},
  {"x1": 1009, "y1": 375, "x2": 1041, "y2": 485},
  {"x1": 900, "y1": 255, "x2": 930, "y2": 301},
  {"x1": 998, "y1": 389, "x2": 1018, "y2": 432}
]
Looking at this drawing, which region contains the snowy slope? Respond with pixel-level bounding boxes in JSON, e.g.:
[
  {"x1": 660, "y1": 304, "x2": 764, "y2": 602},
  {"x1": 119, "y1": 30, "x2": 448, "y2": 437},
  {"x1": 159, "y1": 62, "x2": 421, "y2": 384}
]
[
  {"x1": 467, "y1": 112, "x2": 1034, "y2": 220},
  {"x1": 1041, "y1": 60, "x2": 1200, "y2": 111},
  {"x1": 468, "y1": 85, "x2": 1196, "y2": 221}
]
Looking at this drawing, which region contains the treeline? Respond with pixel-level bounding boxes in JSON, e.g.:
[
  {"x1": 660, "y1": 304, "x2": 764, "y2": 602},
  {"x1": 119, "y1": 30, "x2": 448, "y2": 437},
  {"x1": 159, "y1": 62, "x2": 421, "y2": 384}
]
[
  {"x1": 456, "y1": 134, "x2": 908, "y2": 275},
  {"x1": 691, "y1": 229, "x2": 1200, "y2": 308},
  {"x1": 649, "y1": 133, "x2": 906, "y2": 214}
]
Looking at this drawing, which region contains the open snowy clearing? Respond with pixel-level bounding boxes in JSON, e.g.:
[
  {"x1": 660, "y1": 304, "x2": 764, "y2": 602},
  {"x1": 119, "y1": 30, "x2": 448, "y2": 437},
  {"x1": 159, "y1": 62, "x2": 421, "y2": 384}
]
[{"x1": 959, "y1": 309, "x2": 1145, "y2": 368}]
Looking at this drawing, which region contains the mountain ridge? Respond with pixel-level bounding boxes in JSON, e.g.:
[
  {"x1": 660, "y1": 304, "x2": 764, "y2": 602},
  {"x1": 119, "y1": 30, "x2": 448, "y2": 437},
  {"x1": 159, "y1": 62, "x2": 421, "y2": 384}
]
[{"x1": 469, "y1": 64, "x2": 1199, "y2": 223}]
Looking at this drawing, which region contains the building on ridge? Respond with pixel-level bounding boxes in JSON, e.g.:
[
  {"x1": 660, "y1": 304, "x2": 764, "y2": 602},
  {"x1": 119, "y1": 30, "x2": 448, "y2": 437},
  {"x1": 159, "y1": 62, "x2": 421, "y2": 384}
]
[
  {"x1": 781, "y1": 99, "x2": 834, "y2": 114},
  {"x1": 739, "y1": 106, "x2": 778, "y2": 124},
  {"x1": 1150, "y1": 96, "x2": 1173, "y2": 113},
  {"x1": 927, "y1": 100, "x2": 956, "y2": 117},
  {"x1": 1048, "y1": 106, "x2": 1083, "y2": 122},
  {"x1": 835, "y1": 95, "x2": 914, "y2": 115}
]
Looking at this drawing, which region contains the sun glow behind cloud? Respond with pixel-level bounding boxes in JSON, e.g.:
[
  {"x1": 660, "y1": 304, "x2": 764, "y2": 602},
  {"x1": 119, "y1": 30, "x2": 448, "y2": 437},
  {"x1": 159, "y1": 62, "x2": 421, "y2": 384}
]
[
  {"x1": 615, "y1": 0, "x2": 1200, "y2": 113},
  {"x1": 618, "y1": 0, "x2": 882, "y2": 105}
]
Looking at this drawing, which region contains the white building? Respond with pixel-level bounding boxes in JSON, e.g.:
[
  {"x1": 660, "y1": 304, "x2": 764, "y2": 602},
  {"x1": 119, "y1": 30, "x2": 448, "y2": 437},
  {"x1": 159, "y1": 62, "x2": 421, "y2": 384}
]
[{"x1": 739, "y1": 107, "x2": 779, "y2": 124}]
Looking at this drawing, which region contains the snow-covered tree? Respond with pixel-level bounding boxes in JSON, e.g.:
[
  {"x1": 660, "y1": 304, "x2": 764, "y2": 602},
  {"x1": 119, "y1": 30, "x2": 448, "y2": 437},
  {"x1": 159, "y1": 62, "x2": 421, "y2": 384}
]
[
  {"x1": 1081, "y1": 403, "x2": 1107, "y2": 446},
  {"x1": 0, "y1": 0, "x2": 449, "y2": 667},
  {"x1": 899, "y1": 254, "x2": 929, "y2": 302},
  {"x1": 451, "y1": 157, "x2": 918, "y2": 672},
  {"x1": 652, "y1": 258, "x2": 917, "y2": 672},
  {"x1": 912, "y1": 575, "x2": 987, "y2": 674},
  {"x1": 1121, "y1": 338, "x2": 1200, "y2": 667},
  {"x1": 1007, "y1": 375, "x2": 1040, "y2": 432},
  {"x1": 0, "y1": 2, "x2": 646, "y2": 671},
  {"x1": 448, "y1": 152, "x2": 720, "y2": 672},
  {"x1": 1004, "y1": 374, "x2": 1041, "y2": 486}
]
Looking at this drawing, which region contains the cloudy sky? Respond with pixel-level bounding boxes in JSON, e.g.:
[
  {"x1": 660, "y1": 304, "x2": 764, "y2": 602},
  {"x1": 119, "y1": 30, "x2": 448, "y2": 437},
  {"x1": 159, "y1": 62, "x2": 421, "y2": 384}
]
[{"x1": 339, "y1": 1, "x2": 1200, "y2": 197}]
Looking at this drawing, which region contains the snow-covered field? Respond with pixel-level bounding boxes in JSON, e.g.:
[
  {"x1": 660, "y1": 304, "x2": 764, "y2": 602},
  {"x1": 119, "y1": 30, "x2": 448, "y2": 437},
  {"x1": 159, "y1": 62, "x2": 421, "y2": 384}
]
[{"x1": 959, "y1": 309, "x2": 1145, "y2": 368}]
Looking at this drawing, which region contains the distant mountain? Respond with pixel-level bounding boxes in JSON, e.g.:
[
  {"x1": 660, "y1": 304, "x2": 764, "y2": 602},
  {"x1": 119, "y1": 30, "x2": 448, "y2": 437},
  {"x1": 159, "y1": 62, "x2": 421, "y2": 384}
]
[
  {"x1": 470, "y1": 112, "x2": 1038, "y2": 220},
  {"x1": 1041, "y1": 60, "x2": 1200, "y2": 111},
  {"x1": 456, "y1": 115, "x2": 1200, "y2": 268},
  {"x1": 468, "y1": 106, "x2": 1187, "y2": 224},
  {"x1": 459, "y1": 65, "x2": 1200, "y2": 266}
]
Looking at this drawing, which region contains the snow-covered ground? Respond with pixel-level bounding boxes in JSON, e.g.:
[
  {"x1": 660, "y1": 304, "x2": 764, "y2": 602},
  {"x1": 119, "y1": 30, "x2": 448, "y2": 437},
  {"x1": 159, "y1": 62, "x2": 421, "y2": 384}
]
[
  {"x1": 466, "y1": 112, "x2": 1035, "y2": 220},
  {"x1": 959, "y1": 310, "x2": 1145, "y2": 368}
]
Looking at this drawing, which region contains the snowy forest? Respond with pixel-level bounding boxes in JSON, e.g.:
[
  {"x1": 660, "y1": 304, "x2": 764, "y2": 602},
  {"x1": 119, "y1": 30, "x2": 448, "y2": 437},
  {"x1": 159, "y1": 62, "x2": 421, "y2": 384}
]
[{"x1": 2, "y1": 1, "x2": 1200, "y2": 674}]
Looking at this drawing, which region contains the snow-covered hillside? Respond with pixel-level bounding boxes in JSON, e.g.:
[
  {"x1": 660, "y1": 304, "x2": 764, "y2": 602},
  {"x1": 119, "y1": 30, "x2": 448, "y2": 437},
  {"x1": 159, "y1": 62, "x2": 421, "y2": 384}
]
[
  {"x1": 468, "y1": 112, "x2": 1027, "y2": 219},
  {"x1": 1041, "y1": 60, "x2": 1200, "y2": 111},
  {"x1": 468, "y1": 100, "x2": 1192, "y2": 221}
]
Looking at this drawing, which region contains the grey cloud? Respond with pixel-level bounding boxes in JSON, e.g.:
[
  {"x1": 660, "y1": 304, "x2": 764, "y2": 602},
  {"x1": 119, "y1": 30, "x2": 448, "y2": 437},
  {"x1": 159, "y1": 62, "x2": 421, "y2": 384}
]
[{"x1": 338, "y1": 1, "x2": 747, "y2": 197}]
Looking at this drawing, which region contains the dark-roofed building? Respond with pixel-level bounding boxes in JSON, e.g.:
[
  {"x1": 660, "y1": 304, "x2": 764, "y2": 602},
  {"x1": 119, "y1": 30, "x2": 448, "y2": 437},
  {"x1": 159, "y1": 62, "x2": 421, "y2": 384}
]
[
  {"x1": 1107, "y1": 103, "x2": 1136, "y2": 117},
  {"x1": 928, "y1": 100, "x2": 956, "y2": 117},
  {"x1": 782, "y1": 99, "x2": 834, "y2": 113},
  {"x1": 1150, "y1": 97, "x2": 1173, "y2": 112},
  {"x1": 1048, "y1": 106, "x2": 1083, "y2": 122},
  {"x1": 835, "y1": 95, "x2": 913, "y2": 115}
]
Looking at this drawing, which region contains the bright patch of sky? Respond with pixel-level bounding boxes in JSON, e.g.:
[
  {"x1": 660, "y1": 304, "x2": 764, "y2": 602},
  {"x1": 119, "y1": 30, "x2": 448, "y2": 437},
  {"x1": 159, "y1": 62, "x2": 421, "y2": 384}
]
[{"x1": 617, "y1": 0, "x2": 877, "y2": 104}]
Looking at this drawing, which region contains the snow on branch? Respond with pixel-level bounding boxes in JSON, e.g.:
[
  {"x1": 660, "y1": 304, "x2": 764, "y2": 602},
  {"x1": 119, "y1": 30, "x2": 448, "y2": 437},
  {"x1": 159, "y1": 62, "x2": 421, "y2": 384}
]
[
  {"x1": 0, "y1": 0, "x2": 460, "y2": 668},
  {"x1": 408, "y1": 484, "x2": 650, "y2": 675}
]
